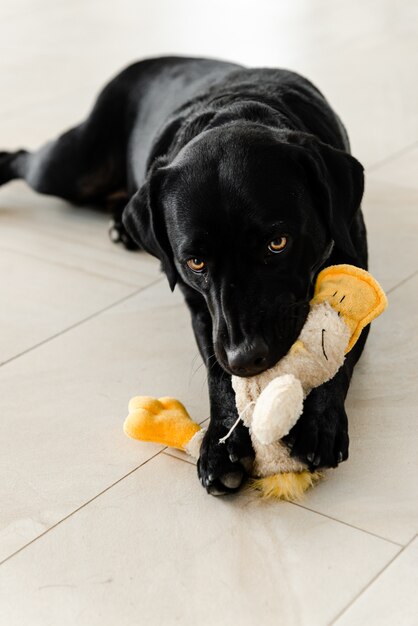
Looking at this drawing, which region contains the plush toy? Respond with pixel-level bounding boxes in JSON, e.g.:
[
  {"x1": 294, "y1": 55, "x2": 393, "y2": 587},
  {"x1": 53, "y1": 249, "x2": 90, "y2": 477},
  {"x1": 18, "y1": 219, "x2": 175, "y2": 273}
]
[{"x1": 123, "y1": 265, "x2": 387, "y2": 500}]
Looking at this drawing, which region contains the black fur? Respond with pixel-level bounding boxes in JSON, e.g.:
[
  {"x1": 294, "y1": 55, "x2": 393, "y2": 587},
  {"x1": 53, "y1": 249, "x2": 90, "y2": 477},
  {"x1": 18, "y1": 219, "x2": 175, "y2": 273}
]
[{"x1": 0, "y1": 56, "x2": 367, "y2": 495}]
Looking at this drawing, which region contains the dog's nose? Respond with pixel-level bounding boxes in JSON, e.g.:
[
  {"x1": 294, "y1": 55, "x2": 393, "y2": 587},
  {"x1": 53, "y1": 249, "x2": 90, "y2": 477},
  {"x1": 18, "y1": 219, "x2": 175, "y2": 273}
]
[{"x1": 227, "y1": 339, "x2": 269, "y2": 377}]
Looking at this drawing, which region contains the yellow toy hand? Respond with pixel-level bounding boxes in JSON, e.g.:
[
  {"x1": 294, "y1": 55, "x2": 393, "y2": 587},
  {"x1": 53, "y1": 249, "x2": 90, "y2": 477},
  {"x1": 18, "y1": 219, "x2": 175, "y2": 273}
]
[
  {"x1": 123, "y1": 396, "x2": 201, "y2": 450},
  {"x1": 312, "y1": 264, "x2": 388, "y2": 352}
]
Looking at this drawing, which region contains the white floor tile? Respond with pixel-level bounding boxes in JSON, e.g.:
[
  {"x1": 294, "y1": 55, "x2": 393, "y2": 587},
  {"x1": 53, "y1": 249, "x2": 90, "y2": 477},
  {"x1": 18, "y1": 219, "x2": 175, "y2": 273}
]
[
  {"x1": 335, "y1": 536, "x2": 418, "y2": 626},
  {"x1": 163, "y1": 448, "x2": 196, "y2": 464},
  {"x1": 0, "y1": 0, "x2": 417, "y2": 621},
  {"x1": 0, "y1": 0, "x2": 389, "y2": 108},
  {"x1": 1, "y1": 0, "x2": 416, "y2": 167},
  {"x1": 0, "y1": 183, "x2": 160, "y2": 286},
  {"x1": 0, "y1": 454, "x2": 398, "y2": 626},
  {"x1": 299, "y1": 31, "x2": 418, "y2": 167},
  {"x1": 0, "y1": 248, "x2": 139, "y2": 364},
  {"x1": 295, "y1": 274, "x2": 418, "y2": 545},
  {"x1": 0, "y1": 281, "x2": 208, "y2": 562},
  {"x1": 364, "y1": 148, "x2": 418, "y2": 292}
]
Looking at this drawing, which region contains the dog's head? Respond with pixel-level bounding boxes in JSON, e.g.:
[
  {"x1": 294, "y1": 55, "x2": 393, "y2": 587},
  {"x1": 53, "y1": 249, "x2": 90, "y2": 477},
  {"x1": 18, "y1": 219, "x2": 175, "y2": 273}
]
[{"x1": 123, "y1": 125, "x2": 364, "y2": 377}]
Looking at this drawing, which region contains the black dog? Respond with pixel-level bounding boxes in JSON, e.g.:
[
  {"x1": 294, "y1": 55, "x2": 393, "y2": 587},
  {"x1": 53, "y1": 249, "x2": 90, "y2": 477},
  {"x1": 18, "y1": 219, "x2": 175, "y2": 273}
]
[{"x1": 0, "y1": 56, "x2": 367, "y2": 495}]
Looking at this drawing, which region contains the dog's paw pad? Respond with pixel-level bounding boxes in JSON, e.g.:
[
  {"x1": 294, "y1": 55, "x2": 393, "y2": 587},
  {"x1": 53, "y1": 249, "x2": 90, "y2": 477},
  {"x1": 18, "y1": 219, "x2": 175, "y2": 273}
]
[{"x1": 220, "y1": 471, "x2": 244, "y2": 489}]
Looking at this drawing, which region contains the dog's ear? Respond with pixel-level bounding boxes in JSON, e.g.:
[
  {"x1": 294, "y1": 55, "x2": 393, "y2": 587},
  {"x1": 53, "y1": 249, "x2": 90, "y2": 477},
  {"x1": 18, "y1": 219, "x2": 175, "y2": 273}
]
[
  {"x1": 288, "y1": 133, "x2": 365, "y2": 260},
  {"x1": 122, "y1": 158, "x2": 177, "y2": 291}
]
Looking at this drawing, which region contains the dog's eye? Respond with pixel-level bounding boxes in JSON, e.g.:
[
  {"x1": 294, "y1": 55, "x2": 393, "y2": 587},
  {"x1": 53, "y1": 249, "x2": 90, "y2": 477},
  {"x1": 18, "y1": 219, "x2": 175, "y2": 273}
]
[
  {"x1": 186, "y1": 258, "x2": 206, "y2": 273},
  {"x1": 268, "y1": 236, "x2": 288, "y2": 253}
]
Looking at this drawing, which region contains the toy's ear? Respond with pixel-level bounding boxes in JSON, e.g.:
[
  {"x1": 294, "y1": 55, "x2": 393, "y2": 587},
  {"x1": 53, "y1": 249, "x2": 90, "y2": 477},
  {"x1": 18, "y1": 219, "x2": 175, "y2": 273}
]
[
  {"x1": 122, "y1": 157, "x2": 177, "y2": 291},
  {"x1": 289, "y1": 133, "x2": 365, "y2": 261}
]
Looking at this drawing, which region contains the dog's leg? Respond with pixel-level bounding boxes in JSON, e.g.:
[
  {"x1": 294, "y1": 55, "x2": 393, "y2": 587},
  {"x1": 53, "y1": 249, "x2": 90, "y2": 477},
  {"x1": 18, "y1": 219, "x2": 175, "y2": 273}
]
[
  {"x1": 284, "y1": 326, "x2": 370, "y2": 469},
  {"x1": 0, "y1": 77, "x2": 132, "y2": 223},
  {"x1": 198, "y1": 365, "x2": 254, "y2": 495},
  {"x1": 0, "y1": 130, "x2": 124, "y2": 206},
  {"x1": 181, "y1": 284, "x2": 254, "y2": 495},
  {"x1": 0, "y1": 140, "x2": 136, "y2": 252}
]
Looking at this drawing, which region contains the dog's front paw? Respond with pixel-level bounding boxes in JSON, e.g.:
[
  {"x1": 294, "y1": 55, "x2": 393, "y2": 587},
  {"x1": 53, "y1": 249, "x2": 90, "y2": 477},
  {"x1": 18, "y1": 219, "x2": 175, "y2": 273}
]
[
  {"x1": 197, "y1": 420, "x2": 254, "y2": 496},
  {"x1": 284, "y1": 386, "x2": 349, "y2": 470}
]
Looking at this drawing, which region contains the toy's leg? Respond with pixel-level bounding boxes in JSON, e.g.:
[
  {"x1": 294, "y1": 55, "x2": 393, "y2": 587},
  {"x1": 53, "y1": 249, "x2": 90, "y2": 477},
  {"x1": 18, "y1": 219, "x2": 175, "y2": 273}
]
[
  {"x1": 285, "y1": 326, "x2": 370, "y2": 469},
  {"x1": 180, "y1": 284, "x2": 254, "y2": 496},
  {"x1": 250, "y1": 471, "x2": 323, "y2": 501}
]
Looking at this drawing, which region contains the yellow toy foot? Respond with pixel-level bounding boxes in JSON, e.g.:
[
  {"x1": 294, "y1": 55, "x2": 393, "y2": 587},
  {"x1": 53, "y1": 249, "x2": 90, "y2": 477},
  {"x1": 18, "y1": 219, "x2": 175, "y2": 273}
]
[
  {"x1": 248, "y1": 470, "x2": 323, "y2": 501},
  {"x1": 124, "y1": 396, "x2": 201, "y2": 450}
]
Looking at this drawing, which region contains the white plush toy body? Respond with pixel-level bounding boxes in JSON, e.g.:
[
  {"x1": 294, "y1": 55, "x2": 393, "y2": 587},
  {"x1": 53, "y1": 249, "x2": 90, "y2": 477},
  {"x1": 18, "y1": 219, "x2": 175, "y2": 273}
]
[
  {"x1": 231, "y1": 300, "x2": 351, "y2": 476},
  {"x1": 228, "y1": 263, "x2": 387, "y2": 480},
  {"x1": 124, "y1": 264, "x2": 388, "y2": 499}
]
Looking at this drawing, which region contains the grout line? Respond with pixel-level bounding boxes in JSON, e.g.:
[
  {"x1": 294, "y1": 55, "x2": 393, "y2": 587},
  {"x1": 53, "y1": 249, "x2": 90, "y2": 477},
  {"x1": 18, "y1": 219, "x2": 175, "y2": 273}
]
[
  {"x1": 367, "y1": 139, "x2": 418, "y2": 173},
  {"x1": 0, "y1": 207, "x2": 160, "y2": 264},
  {"x1": 163, "y1": 450, "x2": 197, "y2": 466},
  {"x1": 0, "y1": 448, "x2": 166, "y2": 567},
  {"x1": 142, "y1": 447, "x2": 407, "y2": 549},
  {"x1": 0, "y1": 446, "x2": 199, "y2": 566},
  {"x1": 291, "y1": 500, "x2": 403, "y2": 547},
  {"x1": 328, "y1": 535, "x2": 416, "y2": 625},
  {"x1": 0, "y1": 276, "x2": 164, "y2": 368},
  {"x1": 1, "y1": 245, "x2": 146, "y2": 289},
  {"x1": 386, "y1": 269, "x2": 418, "y2": 295}
]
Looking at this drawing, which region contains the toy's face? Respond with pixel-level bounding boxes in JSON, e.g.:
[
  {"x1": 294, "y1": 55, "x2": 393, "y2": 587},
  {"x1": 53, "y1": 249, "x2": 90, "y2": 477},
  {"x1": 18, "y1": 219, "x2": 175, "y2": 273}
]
[{"x1": 162, "y1": 128, "x2": 331, "y2": 376}]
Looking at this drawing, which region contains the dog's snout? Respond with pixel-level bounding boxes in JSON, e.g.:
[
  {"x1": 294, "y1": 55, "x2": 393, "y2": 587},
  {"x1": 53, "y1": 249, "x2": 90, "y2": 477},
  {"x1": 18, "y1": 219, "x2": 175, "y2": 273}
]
[{"x1": 227, "y1": 339, "x2": 269, "y2": 377}]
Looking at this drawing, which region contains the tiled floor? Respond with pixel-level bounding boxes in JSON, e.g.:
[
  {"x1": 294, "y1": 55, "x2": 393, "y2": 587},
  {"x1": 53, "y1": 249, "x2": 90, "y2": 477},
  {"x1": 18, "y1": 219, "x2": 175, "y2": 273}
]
[{"x1": 0, "y1": 1, "x2": 417, "y2": 625}]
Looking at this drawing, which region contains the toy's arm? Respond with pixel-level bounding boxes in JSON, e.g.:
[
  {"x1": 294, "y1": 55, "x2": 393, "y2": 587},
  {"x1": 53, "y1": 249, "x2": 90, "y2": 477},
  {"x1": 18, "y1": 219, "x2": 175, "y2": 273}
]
[
  {"x1": 312, "y1": 264, "x2": 388, "y2": 352},
  {"x1": 124, "y1": 396, "x2": 203, "y2": 457}
]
